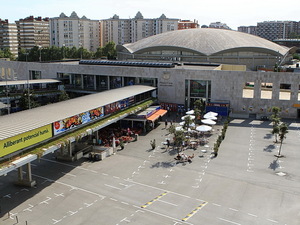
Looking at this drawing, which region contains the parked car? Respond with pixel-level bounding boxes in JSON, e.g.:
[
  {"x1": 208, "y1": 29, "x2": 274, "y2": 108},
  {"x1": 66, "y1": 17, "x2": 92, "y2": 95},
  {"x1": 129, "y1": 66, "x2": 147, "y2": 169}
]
[{"x1": 260, "y1": 116, "x2": 269, "y2": 121}]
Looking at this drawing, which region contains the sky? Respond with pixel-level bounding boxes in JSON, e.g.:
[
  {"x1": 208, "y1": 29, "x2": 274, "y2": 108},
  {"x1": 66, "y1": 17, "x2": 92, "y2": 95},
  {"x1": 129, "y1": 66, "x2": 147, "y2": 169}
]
[{"x1": 1, "y1": 0, "x2": 299, "y2": 30}]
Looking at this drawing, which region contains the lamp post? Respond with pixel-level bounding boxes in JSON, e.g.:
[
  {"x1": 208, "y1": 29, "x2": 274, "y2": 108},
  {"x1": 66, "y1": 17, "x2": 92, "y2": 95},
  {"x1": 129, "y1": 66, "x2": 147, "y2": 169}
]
[
  {"x1": 38, "y1": 45, "x2": 42, "y2": 62},
  {"x1": 62, "y1": 44, "x2": 65, "y2": 59},
  {"x1": 5, "y1": 73, "x2": 10, "y2": 114},
  {"x1": 25, "y1": 52, "x2": 31, "y2": 109},
  {"x1": 79, "y1": 42, "x2": 83, "y2": 60}
]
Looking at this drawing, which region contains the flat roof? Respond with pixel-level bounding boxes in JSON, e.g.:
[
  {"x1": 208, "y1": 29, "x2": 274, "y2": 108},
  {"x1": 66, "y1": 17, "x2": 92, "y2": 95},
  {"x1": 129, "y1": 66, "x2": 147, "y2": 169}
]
[
  {"x1": 0, "y1": 85, "x2": 156, "y2": 140},
  {"x1": 0, "y1": 79, "x2": 61, "y2": 86}
]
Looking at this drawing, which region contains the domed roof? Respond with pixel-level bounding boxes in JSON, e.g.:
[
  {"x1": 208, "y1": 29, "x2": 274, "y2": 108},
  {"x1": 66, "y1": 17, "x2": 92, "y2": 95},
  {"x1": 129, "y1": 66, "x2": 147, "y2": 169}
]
[{"x1": 118, "y1": 28, "x2": 290, "y2": 56}]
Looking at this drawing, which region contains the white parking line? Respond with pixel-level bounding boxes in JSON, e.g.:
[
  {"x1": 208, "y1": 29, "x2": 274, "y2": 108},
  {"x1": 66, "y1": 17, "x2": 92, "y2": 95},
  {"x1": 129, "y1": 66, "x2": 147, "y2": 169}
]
[
  {"x1": 229, "y1": 208, "x2": 239, "y2": 212},
  {"x1": 33, "y1": 174, "x2": 105, "y2": 199},
  {"x1": 219, "y1": 218, "x2": 241, "y2": 225},
  {"x1": 267, "y1": 218, "x2": 278, "y2": 223},
  {"x1": 61, "y1": 172, "x2": 76, "y2": 177},
  {"x1": 157, "y1": 199, "x2": 178, "y2": 206},
  {"x1": 247, "y1": 213, "x2": 258, "y2": 217},
  {"x1": 133, "y1": 205, "x2": 193, "y2": 225},
  {"x1": 104, "y1": 184, "x2": 122, "y2": 190},
  {"x1": 212, "y1": 203, "x2": 221, "y2": 207}
]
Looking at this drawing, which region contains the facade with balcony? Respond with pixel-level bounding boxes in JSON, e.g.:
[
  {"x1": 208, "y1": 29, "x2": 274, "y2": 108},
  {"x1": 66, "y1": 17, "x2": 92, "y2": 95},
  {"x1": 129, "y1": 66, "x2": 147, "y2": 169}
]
[
  {"x1": 100, "y1": 12, "x2": 178, "y2": 46},
  {"x1": 0, "y1": 19, "x2": 18, "y2": 58},
  {"x1": 15, "y1": 16, "x2": 50, "y2": 51},
  {"x1": 50, "y1": 12, "x2": 100, "y2": 52}
]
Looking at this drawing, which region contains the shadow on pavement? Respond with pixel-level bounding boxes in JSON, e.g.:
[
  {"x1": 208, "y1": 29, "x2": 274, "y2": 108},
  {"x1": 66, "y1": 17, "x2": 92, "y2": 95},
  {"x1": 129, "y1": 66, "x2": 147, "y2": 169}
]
[
  {"x1": 264, "y1": 144, "x2": 276, "y2": 152},
  {"x1": 268, "y1": 159, "x2": 280, "y2": 171},
  {"x1": 150, "y1": 161, "x2": 176, "y2": 168}
]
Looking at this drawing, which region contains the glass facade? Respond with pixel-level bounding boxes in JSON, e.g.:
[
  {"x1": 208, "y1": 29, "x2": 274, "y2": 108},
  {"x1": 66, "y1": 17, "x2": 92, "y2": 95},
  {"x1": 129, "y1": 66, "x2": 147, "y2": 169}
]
[{"x1": 185, "y1": 79, "x2": 211, "y2": 109}]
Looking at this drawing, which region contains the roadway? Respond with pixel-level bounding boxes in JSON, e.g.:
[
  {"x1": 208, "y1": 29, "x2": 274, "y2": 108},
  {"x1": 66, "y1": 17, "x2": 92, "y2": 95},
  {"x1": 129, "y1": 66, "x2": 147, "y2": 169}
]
[{"x1": 1, "y1": 117, "x2": 300, "y2": 225}]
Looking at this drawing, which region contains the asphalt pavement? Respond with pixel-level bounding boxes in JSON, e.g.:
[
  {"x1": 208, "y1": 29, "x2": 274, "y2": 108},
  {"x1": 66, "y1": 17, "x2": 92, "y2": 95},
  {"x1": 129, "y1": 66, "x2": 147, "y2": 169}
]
[{"x1": 1, "y1": 115, "x2": 300, "y2": 225}]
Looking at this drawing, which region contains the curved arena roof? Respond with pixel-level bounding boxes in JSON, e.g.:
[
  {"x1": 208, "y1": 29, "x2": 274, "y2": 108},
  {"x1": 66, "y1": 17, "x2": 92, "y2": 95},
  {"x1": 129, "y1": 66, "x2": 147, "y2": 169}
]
[{"x1": 117, "y1": 28, "x2": 290, "y2": 57}]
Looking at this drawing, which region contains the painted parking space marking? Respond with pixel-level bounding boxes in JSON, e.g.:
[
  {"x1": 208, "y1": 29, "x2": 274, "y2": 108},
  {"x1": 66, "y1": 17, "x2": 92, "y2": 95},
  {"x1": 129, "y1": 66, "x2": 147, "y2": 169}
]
[
  {"x1": 219, "y1": 217, "x2": 241, "y2": 225},
  {"x1": 181, "y1": 201, "x2": 207, "y2": 221},
  {"x1": 141, "y1": 192, "x2": 168, "y2": 208}
]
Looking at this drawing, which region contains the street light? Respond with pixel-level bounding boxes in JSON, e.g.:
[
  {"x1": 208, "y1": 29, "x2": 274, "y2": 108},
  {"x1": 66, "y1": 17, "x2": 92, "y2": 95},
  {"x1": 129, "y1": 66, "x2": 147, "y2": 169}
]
[
  {"x1": 38, "y1": 45, "x2": 42, "y2": 62},
  {"x1": 25, "y1": 52, "x2": 31, "y2": 109},
  {"x1": 5, "y1": 74, "x2": 10, "y2": 114},
  {"x1": 79, "y1": 42, "x2": 83, "y2": 60},
  {"x1": 62, "y1": 44, "x2": 65, "y2": 59}
]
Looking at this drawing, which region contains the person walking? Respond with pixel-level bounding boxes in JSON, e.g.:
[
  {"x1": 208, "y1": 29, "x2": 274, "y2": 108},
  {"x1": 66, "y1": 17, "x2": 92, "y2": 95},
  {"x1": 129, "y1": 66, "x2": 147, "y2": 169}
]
[
  {"x1": 166, "y1": 139, "x2": 170, "y2": 151},
  {"x1": 165, "y1": 119, "x2": 168, "y2": 129}
]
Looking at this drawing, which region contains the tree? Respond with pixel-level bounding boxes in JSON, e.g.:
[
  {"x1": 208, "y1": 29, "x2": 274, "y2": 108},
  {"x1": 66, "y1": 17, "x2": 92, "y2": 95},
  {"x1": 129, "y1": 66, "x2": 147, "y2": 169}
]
[
  {"x1": 183, "y1": 115, "x2": 193, "y2": 130},
  {"x1": 0, "y1": 48, "x2": 14, "y2": 60},
  {"x1": 102, "y1": 41, "x2": 117, "y2": 59},
  {"x1": 18, "y1": 90, "x2": 40, "y2": 110},
  {"x1": 167, "y1": 124, "x2": 175, "y2": 135},
  {"x1": 173, "y1": 130, "x2": 186, "y2": 152},
  {"x1": 94, "y1": 47, "x2": 103, "y2": 59},
  {"x1": 194, "y1": 108, "x2": 201, "y2": 124},
  {"x1": 58, "y1": 90, "x2": 70, "y2": 101},
  {"x1": 270, "y1": 106, "x2": 281, "y2": 143},
  {"x1": 277, "y1": 123, "x2": 288, "y2": 157}
]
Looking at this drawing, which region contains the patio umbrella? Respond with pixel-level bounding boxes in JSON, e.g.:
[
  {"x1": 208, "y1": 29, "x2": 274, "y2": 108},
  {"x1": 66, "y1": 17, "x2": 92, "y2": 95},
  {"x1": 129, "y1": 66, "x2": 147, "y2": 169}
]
[
  {"x1": 204, "y1": 111, "x2": 218, "y2": 118},
  {"x1": 204, "y1": 116, "x2": 217, "y2": 120},
  {"x1": 181, "y1": 115, "x2": 195, "y2": 120},
  {"x1": 196, "y1": 125, "x2": 212, "y2": 132},
  {"x1": 201, "y1": 119, "x2": 216, "y2": 125},
  {"x1": 186, "y1": 110, "x2": 194, "y2": 115},
  {"x1": 175, "y1": 126, "x2": 183, "y2": 131}
]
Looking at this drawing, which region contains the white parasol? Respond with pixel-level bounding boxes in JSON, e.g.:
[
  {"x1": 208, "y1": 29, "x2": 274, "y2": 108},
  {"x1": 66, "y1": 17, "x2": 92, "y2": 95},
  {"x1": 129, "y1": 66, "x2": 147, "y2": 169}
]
[
  {"x1": 175, "y1": 126, "x2": 184, "y2": 131},
  {"x1": 196, "y1": 125, "x2": 212, "y2": 132},
  {"x1": 186, "y1": 110, "x2": 194, "y2": 115},
  {"x1": 201, "y1": 119, "x2": 216, "y2": 125},
  {"x1": 181, "y1": 115, "x2": 195, "y2": 120},
  {"x1": 204, "y1": 111, "x2": 218, "y2": 118},
  {"x1": 205, "y1": 116, "x2": 217, "y2": 120}
]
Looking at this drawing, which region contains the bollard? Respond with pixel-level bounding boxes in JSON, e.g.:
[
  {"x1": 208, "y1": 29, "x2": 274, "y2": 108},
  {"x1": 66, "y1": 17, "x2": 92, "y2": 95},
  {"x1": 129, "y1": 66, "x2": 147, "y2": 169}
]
[
  {"x1": 26, "y1": 221, "x2": 28, "y2": 225},
  {"x1": 16, "y1": 215, "x2": 18, "y2": 223}
]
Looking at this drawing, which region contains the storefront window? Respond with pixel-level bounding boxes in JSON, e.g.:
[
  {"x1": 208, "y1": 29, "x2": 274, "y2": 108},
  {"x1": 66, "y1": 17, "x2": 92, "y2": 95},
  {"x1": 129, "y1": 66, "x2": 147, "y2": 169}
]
[
  {"x1": 83, "y1": 75, "x2": 95, "y2": 90},
  {"x1": 110, "y1": 76, "x2": 122, "y2": 89},
  {"x1": 96, "y1": 76, "x2": 108, "y2": 91},
  {"x1": 185, "y1": 80, "x2": 211, "y2": 109},
  {"x1": 190, "y1": 80, "x2": 207, "y2": 98}
]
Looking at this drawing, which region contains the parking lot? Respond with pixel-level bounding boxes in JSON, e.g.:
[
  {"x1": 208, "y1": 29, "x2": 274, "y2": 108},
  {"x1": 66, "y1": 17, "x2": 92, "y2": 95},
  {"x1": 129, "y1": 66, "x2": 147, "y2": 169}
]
[{"x1": 1, "y1": 117, "x2": 300, "y2": 225}]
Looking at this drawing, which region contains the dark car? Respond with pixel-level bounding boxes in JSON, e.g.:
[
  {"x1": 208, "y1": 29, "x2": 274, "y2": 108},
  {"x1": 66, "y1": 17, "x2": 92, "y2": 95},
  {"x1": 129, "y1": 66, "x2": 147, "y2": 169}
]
[{"x1": 260, "y1": 116, "x2": 269, "y2": 121}]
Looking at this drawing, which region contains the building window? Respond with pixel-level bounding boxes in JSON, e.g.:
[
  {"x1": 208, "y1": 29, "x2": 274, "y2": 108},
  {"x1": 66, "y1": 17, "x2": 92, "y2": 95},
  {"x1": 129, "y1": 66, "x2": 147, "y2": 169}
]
[
  {"x1": 243, "y1": 82, "x2": 254, "y2": 98},
  {"x1": 261, "y1": 82, "x2": 272, "y2": 99},
  {"x1": 279, "y1": 83, "x2": 291, "y2": 100}
]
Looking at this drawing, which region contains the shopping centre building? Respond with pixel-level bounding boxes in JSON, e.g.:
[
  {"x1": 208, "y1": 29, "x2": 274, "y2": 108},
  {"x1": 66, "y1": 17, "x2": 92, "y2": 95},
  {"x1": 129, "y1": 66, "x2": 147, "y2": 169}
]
[{"x1": 1, "y1": 28, "x2": 300, "y2": 119}]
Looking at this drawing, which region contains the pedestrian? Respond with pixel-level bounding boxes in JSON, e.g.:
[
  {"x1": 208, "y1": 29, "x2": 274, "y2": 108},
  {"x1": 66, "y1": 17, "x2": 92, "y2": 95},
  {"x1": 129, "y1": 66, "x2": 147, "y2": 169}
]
[
  {"x1": 166, "y1": 139, "x2": 170, "y2": 151},
  {"x1": 170, "y1": 120, "x2": 173, "y2": 126},
  {"x1": 165, "y1": 119, "x2": 168, "y2": 129}
]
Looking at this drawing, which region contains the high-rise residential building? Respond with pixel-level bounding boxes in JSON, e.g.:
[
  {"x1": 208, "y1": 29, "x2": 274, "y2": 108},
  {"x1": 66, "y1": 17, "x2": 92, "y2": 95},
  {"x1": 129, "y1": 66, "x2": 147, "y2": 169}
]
[
  {"x1": 178, "y1": 20, "x2": 199, "y2": 30},
  {"x1": 237, "y1": 26, "x2": 257, "y2": 36},
  {"x1": 50, "y1": 12, "x2": 100, "y2": 52},
  {"x1": 209, "y1": 22, "x2": 231, "y2": 30},
  {"x1": 256, "y1": 21, "x2": 300, "y2": 41},
  {"x1": 0, "y1": 19, "x2": 18, "y2": 58},
  {"x1": 100, "y1": 12, "x2": 179, "y2": 46},
  {"x1": 15, "y1": 16, "x2": 50, "y2": 51}
]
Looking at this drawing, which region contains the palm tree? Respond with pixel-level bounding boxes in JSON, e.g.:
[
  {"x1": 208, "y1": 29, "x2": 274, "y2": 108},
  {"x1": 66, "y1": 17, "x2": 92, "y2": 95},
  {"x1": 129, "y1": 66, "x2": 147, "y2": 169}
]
[{"x1": 277, "y1": 123, "x2": 288, "y2": 157}]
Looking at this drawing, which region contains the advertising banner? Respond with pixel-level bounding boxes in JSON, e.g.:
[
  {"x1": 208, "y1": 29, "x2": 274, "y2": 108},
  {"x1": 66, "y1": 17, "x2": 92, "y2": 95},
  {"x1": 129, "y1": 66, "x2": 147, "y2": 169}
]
[
  {"x1": 53, "y1": 107, "x2": 104, "y2": 136},
  {"x1": 0, "y1": 124, "x2": 53, "y2": 158}
]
